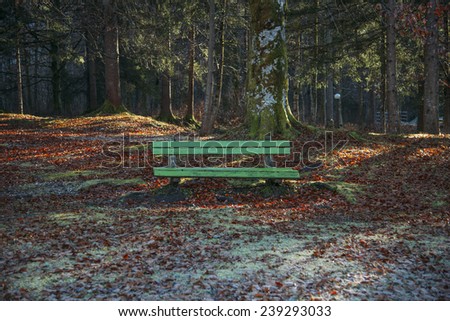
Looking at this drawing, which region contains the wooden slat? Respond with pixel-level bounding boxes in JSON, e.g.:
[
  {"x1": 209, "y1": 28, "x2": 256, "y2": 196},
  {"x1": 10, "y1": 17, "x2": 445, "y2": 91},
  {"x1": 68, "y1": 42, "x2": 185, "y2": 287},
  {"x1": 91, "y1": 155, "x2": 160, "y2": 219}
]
[
  {"x1": 152, "y1": 140, "x2": 291, "y2": 148},
  {"x1": 153, "y1": 167, "x2": 300, "y2": 179},
  {"x1": 152, "y1": 147, "x2": 291, "y2": 155}
]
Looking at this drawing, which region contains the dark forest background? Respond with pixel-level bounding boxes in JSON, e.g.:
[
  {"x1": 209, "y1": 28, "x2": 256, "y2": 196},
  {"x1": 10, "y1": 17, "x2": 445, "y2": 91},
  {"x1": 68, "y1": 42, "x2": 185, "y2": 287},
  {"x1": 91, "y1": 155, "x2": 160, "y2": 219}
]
[{"x1": 1, "y1": 0, "x2": 449, "y2": 133}]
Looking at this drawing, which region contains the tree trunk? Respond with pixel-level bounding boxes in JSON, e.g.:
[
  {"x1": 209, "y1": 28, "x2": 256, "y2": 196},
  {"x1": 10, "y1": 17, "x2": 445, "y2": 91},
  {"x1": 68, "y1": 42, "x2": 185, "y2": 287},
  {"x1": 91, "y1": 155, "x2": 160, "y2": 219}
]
[
  {"x1": 86, "y1": 31, "x2": 98, "y2": 112},
  {"x1": 300, "y1": 87, "x2": 306, "y2": 122},
  {"x1": 212, "y1": 0, "x2": 227, "y2": 127},
  {"x1": 443, "y1": 8, "x2": 450, "y2": 134},
  {"x1": 200, "y1": 0, "x2": 216, "y2": 135},
  {"x1": 379, "y1": 25, "x2": 386, "y2": 133},
  {"x1": 317, "y1": 85, "x2": 324, "y2": 126},
  {"x1": 386, "y1": 0, "x2": 399, "y2": 133},
  {"x1": 15, "y1": 0, "x2": 23, "y2": 114},
  {"x1": 185, "y1": 25, "x2": 196, "y2": 122},
  {"x1": 336, "y1": 76, "x2": 343, "y2": 128},
  {"x1": 16, "y1": 38, "x2": 24, "y2": 114},
  {"x1": 23, "y1": 47, "x2": 32, "y2": 113},
  {"x1": 358, "y1": 81, "x2": 365, "y2": 128},
  {"x1": 50, "y1": 42, "x2": 63, "y2": 115},
  {"x1": 246, "y1": 0, "x2": 298, "y2": 138},
  {"x1": 326, "y1": 71, "x2": 334, "y2": 127},
  {"x1": 311, "y1": 0, "x2": 320, "y2": 124},
  {"x1": 423, "y1": 0, "x2": 440, "y2": 134},
  {"x1": 325, "y1": 17, "x2": 333, "y2": 128},
  {"x1": 311, "y1": 75, "x2": 318, "y2": 123},
  {"x1": 367, "y1": 84, "x2": 376, "y2": 130},
  {"x1": 159, "y1": 11, "x2": 175, "y2": 122},
  {"x1": 103, "y1": 0, "x2": 121, "y2": 108},
  {"x1": 159, "y1": 73, "x2": 175, "y2": 122},
  {"x1": 417, "y1": 79, "x2": 424, "y2": 132},
  {"x1": 293, "y1": 34, "x2": 302, "y2": 122},
  {"x1": 33, "y1": 47, "x2": 39, "y2": 114}
]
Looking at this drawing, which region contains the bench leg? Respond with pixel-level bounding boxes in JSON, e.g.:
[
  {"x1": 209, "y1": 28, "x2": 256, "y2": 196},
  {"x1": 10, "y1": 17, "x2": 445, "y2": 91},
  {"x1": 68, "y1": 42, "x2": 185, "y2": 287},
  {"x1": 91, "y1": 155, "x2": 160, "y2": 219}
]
[
  {"x1": 170, "y1": 177, "x2": 180, "y2": 186},
  {"x1": 266, "y1": 178, "x2": 282, "y2": 185}
]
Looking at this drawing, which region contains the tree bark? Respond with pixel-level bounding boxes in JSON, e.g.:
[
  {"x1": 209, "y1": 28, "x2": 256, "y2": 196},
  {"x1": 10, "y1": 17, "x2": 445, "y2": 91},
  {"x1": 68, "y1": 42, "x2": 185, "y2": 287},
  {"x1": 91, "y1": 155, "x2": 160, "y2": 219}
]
[
  {"x1": 86, "y1": 31, "x2": 98, "y2": 112},
  {"x1": 358, "y1": 81, "x2": 365, "y2": 128},
  {"x1": 50, "y1": 42, "x2": 63, "y2": 114},
  {"x1": 23, "y1": 47, "x2": 32, "y2": 113},
  {"x1": 336, "y1": 75, "x2": 343, "y2": 128},
  {"x1": 423, "y1": 0, "x2": 440, "y2": 134},
  {"x1": 311, "y1": 0, "x2": 320, "y2": 124},
  {"x1": 15, "y1": 0, "x2": 24, "y2": 114},
  {"x1": 325, "y1": 16, "x2": 333, "y2": 128},
  {"x1": 326, "y1": 71, "x2": 334, "y2": 127},
  {"x1": 417, "y1": 79, "x2": 424, "y2": 132},
  {"x1": 159, "y1": 73, "x2": 175, "y2": 122},
  {"x1": 186, "y1": 25, "x2": 196, "y2": 122},
  {"x1": 16, "y1": 38, "x2": 24, "y2": 114},
  {"x1": 200, "y1": 0, "x2": 216, "y2": 135},
  {"x1": 379, "y1": 24, "x2": 386, "y2": 133},
  {"x1": 212, "y1": 0, "x2": 227, "y2": 127},
  {"x1": 247, "y1": 0, "x2": 298, "y2": 138},
  {"x1": 367, "y1": 84, "x2": 376, "y2": 130},
  {"x1": 442, "y1": 5, "x2": 449, "y2": 133},
  {"x1": 103, "y1": 0, "x2": 121, "y2": 108},
  {"x1": 386, "y1": 0, "x2": 399, "y2": 133},
  {"x1": 158, "y1": 8, "x2": 175, "y2": 122}
]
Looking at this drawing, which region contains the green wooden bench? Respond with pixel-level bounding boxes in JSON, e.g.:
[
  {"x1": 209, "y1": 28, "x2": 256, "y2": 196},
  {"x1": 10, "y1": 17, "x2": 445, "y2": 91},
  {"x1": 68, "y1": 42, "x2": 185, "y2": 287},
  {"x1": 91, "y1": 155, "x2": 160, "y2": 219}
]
[{"x1": 152, "y1": 139, "x2": 299, "y2": 184}]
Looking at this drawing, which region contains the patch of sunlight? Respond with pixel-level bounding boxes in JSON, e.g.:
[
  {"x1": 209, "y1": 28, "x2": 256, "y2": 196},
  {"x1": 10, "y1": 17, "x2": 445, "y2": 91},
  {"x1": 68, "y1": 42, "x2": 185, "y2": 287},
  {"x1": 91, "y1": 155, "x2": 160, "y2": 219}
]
[
  {"x1": 76, "y1": 178, "x2": 145, "y2": 191},
  {"x1": 14, "y1": 274, "x2": 61, "y2": 293},
  {"x1": 400, "y1": 133, "x2": 449, "y2": 139},
  {"x1": 151, "y1": 269, "x2": 203, "y2": 284},
  {"x1": 17, "y1": 162, "x2": 38, "y2": 168},
  {"x1": 48, "y1": 212, "x2": 80, "y2": 226},
  {"x1": 215, "y1": 261, "x2": 268, "y2": 279},
  {"x1": 309, "y1": 181, "x2": 364, "y2": 204},
  {"x1": 89, "y1": 212, "x2": 114, "y2": 225},
  {"x1": 227, "y1": 234, "x2": 303, "y2": 258},
  {"x1": 302, "y1": 221, "x2": 369, "y2": 234},
  {"x1": 9, "y1": 240, "x2": 49, "y2": 253},
  {"x1": 91, "y1": 272, "x2": 121, "y2": 284},
  {"x1": 87, "y1": 246, "x2": 118, "y2": 260},
  {"x1": 324, "y1": 173, "x2": 344, "y2": 180},
  {"x1": 12, "y1": 257, "x2": 77, "y2": 294},
  {"x1": 215, "y1": 230, "x2": 365, "y2": 282},
  {"x1": 40, "y1": 170, "x2": 110, "y2": 181},
  {"x1": 48, "y1": 209, "x2": 115, "y2": 226}
]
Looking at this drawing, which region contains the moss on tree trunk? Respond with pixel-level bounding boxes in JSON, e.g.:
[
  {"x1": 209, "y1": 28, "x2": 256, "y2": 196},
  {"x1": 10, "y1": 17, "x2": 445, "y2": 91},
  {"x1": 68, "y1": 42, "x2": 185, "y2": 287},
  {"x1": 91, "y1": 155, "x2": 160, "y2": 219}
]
[{"x1": 246, "y1": 0, "x2": 299, "y2": 139}]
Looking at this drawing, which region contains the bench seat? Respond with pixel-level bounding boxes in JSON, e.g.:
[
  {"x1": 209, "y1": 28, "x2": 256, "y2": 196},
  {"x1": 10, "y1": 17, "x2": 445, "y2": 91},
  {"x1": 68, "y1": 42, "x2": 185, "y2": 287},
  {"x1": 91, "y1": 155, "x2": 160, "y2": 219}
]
[{"x1": 153, "y1": 167, "x2": 300, "y2": 179}]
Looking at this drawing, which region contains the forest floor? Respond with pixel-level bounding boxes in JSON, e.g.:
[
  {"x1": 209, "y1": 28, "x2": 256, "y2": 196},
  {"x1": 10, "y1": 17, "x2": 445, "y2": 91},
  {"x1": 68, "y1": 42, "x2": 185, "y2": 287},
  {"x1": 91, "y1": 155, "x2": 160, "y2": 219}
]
[{"x1": 1, "y1": 113, "x2": 449, "y2": 300}]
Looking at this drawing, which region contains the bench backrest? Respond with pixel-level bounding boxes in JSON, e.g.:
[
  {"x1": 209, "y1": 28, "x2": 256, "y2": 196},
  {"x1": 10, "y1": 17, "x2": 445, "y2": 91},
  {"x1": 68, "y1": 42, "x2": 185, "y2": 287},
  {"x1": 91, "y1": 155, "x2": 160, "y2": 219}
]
[{"x1": 152, "y1": 140, "x2": 292, "y2": 155}]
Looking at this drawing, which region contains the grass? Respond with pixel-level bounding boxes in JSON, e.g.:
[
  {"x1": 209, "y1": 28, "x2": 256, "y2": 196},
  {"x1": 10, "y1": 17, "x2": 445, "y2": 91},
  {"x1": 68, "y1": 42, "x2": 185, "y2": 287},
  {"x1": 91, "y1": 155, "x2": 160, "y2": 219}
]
[
  {"x1": 432, "y1": 200, "x2": 447, "y2": 208},
  {"x1": 76, "y1": 178, "x2": 145, "y2": 191},
  {"x1": 348, "y1": 131, "x2": 371, "y2": 142},
  {"x1": 309, "y1": 181, "x2": 364, "y2": 204},
  {"x1": 40, "y1": 170, "x2": 110, "y2": 181}
]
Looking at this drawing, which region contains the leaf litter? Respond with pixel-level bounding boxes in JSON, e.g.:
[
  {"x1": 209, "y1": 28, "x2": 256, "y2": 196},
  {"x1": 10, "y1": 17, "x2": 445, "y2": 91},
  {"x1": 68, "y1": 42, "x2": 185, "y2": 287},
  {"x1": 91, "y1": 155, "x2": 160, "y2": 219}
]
[{"x1": 0, "y1": 115, "x2": 449, "y2": 300}]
